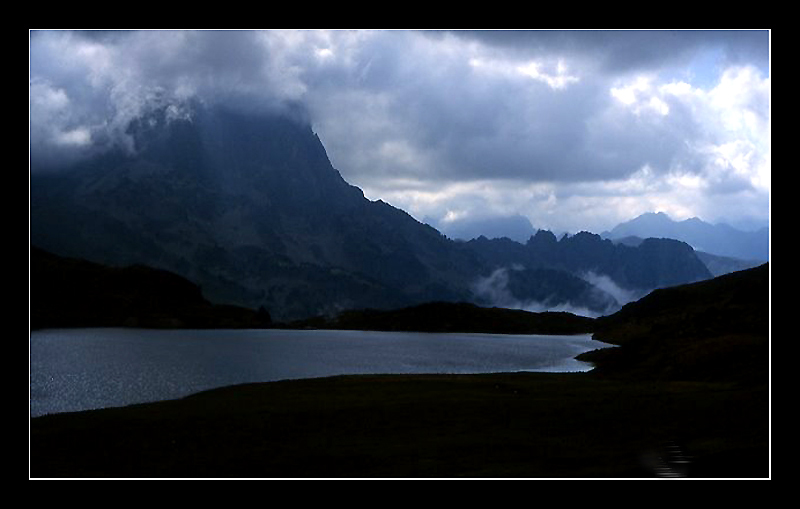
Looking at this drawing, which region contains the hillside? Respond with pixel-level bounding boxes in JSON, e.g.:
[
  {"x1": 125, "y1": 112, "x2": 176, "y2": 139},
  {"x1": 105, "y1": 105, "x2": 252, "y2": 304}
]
[
  {"x1": 289, "y1": 301, "x2": 595, "y2": 335},
  {"x1": 30, "y1": 247, "x2": 272, "y2": 330},
  {"x1": 582, "y1": 263, "x2": 769, "y2": 383},
  {"x1": 30, "y1": 244, "x2": 595, "y2": 335}
]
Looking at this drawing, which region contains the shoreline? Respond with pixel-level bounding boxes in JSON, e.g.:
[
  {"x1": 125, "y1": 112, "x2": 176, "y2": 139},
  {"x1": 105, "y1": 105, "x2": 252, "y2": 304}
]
[
  {"x1": 30, "y1": 369, "x2": 768, "y2": 478},
  {"x1": 30, "y1": 328, "x2": 611, "y2": 419}
]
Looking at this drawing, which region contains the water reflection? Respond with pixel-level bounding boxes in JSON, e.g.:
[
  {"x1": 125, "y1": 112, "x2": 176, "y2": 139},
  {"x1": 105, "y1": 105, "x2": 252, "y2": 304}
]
[{"x1": 30, "y1": 328, "x2": 612, "y2": 417}]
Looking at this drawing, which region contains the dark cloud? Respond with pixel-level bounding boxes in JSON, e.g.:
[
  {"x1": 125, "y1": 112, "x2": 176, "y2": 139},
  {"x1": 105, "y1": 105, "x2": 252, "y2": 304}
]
[
  {"x1": 29, "y1": 30, "x2": 301, "y2": 168},
  {"x1": 446, "y1": 30, "x2": 769, "y2": 74},
  {"x1": 29, "y1": 30, "x2": 770, "y2": 231},
  {"x1": 309, "y1": 31, "x2": 764, "y2": 187}
]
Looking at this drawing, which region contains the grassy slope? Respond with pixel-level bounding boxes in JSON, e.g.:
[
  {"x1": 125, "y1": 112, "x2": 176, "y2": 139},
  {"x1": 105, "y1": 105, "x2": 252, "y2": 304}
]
[
  {"x1": 30, "y1": 373, "x2": 767, "y2": 478},
  {"x1": 584, "y1": 263, "x2": 769, "y2": 384},
  {"x1": 30, "y1": 247, "x2": 272, "y2": 330}
]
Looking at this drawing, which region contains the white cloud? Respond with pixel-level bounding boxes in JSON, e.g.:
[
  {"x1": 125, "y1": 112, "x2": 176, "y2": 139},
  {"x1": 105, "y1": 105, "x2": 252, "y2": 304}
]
[
  {"x1": 29, "y1": 78, "x2": 98, "y2": 165},
  {"x1": 610, "y1": 75, "x2": 654, "y2": 106},
  {"x1": 469, "y1": 53, "x2": 580, "y2": 90},
  {"x1": 668, "y1": 66, "x2": 770, "y2": 197},
  {"x1": 54, "y1": 127, "x2": 91, "y2": 147}
]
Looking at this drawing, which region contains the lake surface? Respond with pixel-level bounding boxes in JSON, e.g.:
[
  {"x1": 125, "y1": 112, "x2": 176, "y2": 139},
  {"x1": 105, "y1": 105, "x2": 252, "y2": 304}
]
[{"x1": 30, "y1": 328, "x2": 612, "y2": 417}]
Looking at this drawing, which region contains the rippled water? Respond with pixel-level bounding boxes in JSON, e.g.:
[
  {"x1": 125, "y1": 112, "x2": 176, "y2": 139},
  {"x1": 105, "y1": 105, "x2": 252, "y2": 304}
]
[{"x1": 30, "y1": 328, "x2": 612, "y2": 417}]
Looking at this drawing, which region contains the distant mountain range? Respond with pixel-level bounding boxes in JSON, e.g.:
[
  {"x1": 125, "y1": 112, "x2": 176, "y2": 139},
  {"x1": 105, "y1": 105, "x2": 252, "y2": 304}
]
[
  {"x1": 427, "y1": 211, "x2": 767, "y2": 277},
  {"x1": 603, "y1": 211, "x2": 768, "y2": 262},
  {"x1": 30, "y1": 101, "x2": 716, "y2": 320}
]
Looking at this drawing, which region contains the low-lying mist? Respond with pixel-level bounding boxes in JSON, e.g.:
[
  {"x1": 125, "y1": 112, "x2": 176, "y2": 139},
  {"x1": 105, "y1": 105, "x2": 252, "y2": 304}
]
[{"x1": 471, "y1": 265, "x2": 642, "y2": 318}]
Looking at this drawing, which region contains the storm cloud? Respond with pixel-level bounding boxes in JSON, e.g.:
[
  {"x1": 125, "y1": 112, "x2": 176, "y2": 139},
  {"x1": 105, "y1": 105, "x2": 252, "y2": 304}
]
[{"x1": 29, "y1": 30, "x2": 770, "y2": 233}]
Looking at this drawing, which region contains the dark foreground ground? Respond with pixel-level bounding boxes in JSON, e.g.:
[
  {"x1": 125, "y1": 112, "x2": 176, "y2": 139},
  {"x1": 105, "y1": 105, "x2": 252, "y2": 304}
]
[
  {"x1": 30, "y1": 264, "x2": 769, "y2": 478},
  {"x1": 30, "y1": 372, "x2": 767, "y2": 478}
]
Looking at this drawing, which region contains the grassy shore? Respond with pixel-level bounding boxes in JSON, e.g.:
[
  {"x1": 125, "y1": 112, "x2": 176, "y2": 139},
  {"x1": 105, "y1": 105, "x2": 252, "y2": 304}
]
[{"x1": 30, "y1": 370, "x2": 767, "y2": 478}]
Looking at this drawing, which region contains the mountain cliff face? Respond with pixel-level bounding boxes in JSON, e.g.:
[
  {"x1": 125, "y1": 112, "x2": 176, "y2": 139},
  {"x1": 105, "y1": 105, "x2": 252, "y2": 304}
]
[
  {"x1": 30, "y1": 101, "x2": 714, "y2": 320},
  {"x1": 31, "y1": 102, "x2": 484, "y2": 319}
]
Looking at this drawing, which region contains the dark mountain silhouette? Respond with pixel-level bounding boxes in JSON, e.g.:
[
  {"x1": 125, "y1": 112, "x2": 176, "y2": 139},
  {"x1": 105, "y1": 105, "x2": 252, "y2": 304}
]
[
  {"x1": 30, "y1": 101, "x2": 715, "y2": 320},
  {"x1": 604, "y1": 212, "x2": 769, "y2": 262},
  {"x1": 608, "y1": 235, "x2": 764, "y2": 276},
  {"x1": 30, "y1": 246, "x2": 272, "y2": 329},
  {"x1": 289, "y1": 301, "x2": 595, "y2": 335},
  {"x1": 485, "y1": 229, "x2": 713, "y2": 289},
  {"x1": 31, "y1": 102, "x2": 483, "y2": 320},
  {"x1": 584, "y1": 263, "x2": 769, "y2": 384}
]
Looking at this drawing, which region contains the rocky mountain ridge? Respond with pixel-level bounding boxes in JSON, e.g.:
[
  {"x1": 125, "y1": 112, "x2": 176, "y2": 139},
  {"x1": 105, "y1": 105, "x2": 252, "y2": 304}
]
[{"x1": 30, "y1": 101, "x2": 715, "y2": 320}]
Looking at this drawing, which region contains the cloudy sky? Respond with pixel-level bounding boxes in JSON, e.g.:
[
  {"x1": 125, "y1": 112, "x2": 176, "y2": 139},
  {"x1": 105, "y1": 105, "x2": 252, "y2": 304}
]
[{"x1": 29, "y1": 30, "x2": 770, "y2": 234}]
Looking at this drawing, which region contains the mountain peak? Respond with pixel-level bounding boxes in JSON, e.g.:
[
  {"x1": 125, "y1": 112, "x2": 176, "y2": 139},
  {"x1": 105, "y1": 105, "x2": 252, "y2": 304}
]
[
  {"x1": 528, "y1": 229, "x2": 557, "y2": 246},
  {"x1": 31, "y1": 114, "x2": 723, "y2": 321}
]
